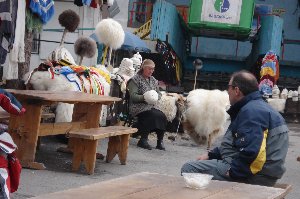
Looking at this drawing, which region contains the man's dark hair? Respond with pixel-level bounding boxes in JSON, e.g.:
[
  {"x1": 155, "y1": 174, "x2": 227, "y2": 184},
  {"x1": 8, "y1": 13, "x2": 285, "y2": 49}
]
[{"x1": 230, "y1": 70, "x2": 258, "y2": 96}]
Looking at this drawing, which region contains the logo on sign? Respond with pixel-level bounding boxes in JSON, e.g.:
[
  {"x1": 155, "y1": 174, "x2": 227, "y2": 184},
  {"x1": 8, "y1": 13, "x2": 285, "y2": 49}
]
[{"x1": 214, "y1": 0, "x2": 230, "y2": 13}]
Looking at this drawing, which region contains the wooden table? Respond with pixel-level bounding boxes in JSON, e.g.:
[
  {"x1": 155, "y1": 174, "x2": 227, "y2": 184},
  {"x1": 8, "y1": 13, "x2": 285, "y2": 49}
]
[
  {"x1": 30, "y1": 172, "x2": 291, "y2": 199},
  {"x1": 6, "y1": 89, "x2": 120, "y2": 170}
]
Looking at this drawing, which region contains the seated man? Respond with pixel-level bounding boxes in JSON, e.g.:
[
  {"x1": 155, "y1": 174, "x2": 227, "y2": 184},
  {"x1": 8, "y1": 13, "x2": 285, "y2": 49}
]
[{"x1": 181, "y1": 70, "x2": 289, "y2": 187}]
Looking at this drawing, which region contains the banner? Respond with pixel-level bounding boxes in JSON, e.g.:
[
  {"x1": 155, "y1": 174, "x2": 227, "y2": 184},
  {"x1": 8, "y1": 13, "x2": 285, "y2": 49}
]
[{"x1": 201, "y1": 0, "x2": 242, "y2": 25}]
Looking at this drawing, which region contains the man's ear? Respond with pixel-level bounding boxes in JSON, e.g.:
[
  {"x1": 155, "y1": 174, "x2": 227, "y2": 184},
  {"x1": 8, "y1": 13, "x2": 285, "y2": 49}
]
[
  {"x1": 235, "y1": 87, "x2": 241, "y2": 96},
  {"x1": 236, "y1": 87, "x2": 244, "y2": 97}
]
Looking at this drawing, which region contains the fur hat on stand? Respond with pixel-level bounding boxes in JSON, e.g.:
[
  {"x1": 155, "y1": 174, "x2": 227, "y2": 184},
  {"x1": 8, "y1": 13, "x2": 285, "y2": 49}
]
[
  {"x1": 117, "y1": 58, "x2": 135, "y2": 81},
  {"x1": 95, "y1": 18, "x2": 125, "y2": 66},
  {"x1": 131, "y1": 52, "x2": 143, "y2": 72},
  {"x1": 58, "y1": 9, "x2": 80, "y2": 46},
  {"x1": 95, "y1": 18, "x2": 124, "y2": 50},
  {"x1": 49, "y1": 10, "x2": 80, "y2": 64},
  {"x1": 74, "y1": 36, "x2": 97, "y2": 65}
]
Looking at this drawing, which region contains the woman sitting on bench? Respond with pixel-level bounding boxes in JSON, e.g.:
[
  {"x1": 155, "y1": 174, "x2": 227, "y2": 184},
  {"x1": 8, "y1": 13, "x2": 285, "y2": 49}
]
[{"x1": 127, "y1": 59, "x2": 167, "y2": 150}]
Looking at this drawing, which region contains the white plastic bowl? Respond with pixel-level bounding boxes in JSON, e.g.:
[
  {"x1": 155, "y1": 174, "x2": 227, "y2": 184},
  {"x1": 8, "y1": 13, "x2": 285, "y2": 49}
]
[{"x1": 182, "y1": 173, "x2": 213, "y2": 189}]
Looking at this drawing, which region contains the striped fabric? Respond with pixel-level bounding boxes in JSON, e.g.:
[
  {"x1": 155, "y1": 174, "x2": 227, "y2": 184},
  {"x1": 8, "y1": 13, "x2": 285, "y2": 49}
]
[
  {"x1": 258, "y1": 51, "x2": 280, "y2": 96},
  {"x1": 0, "y1": 0, "x2": 18, "y2": 64}
]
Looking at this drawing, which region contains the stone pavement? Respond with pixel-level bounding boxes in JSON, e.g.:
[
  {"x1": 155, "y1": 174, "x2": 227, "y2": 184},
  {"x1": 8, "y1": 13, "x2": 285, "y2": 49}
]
[{"x1": 12, "y1": 123, "x2": 300, "y2": 199}]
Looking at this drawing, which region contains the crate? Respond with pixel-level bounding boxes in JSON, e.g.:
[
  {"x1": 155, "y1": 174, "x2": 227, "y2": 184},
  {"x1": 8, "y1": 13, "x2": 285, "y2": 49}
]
[{"x1": 188, "y1": 0, "x2": 255, "y2": 39}]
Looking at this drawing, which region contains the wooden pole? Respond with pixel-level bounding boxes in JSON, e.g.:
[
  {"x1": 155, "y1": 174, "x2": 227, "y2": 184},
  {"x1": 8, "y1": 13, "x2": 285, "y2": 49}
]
[
  {"x1": 79, "y1": 56, "x2": 83, "y2": 65},
  {"x1": 193, "y1": 69, "x2": 198, "y2": 90},
  {"x1": 60, "y1": 29, "x2": 68, "y2": 46},
  {"x1": 107, "y1": 47, "x2": 113, "y2": 67}
]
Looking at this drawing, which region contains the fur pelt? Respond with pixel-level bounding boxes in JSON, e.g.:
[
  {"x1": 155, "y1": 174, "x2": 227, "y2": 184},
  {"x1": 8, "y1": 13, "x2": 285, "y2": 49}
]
[
  {"x1": 24, "y1": 65, "x2": 111, "y2": 126},
  {"x1": 95, "y1": 18, "x2": 125, "y2": 49},
  {"x1": 182, "y1": 89, "x2": 230, "y2": 149},
  {"x1": 155, "y1": 94, "x2": 177, "y2": 122}
]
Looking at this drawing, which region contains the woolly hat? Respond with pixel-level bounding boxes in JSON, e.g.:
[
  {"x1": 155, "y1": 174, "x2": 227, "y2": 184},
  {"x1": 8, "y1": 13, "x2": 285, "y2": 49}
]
[
  {"x1": 143, "y1": 90, "x2": 158, "y2": 105},
  {"x1": 95, "y1": 18, "x2": 125, "y2": 50},
  {"x1": 120, "y1": 58, "x2": 134, "y2": 71},
  {"x1": 131, "y1": 57, "x2": 141, "y2": 66},
  {"x1": 133, "y1": 52, "x2": 142, "y2": 64},
  {"x1": 74, "y1": 36, "x2": 97, "y2": 65},
  {"x1": 131, "y1": 52, "x2": 142, "y2": 71}
]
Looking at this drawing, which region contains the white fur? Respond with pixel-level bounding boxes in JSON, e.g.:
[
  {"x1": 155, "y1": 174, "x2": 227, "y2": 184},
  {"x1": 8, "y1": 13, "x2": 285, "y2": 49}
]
[
  {"x1": 183, "y1": 89, "x2": 230, "y2": 147},
  {"x1": 281, "y1": 88, "x2": 288, "y2": 99},
  {"x1": 95, "y1": 18, "x2": 125, "y2": 49},
  {"x1": 107, "y1": 0, "x2": 114, "y2": 6},
  {"x1": 155, "y1": 94, "x2": 177, "y2": 122},
  {"x1": 267, "y1": 99, "x2": 286, "y2": 113},
  {"x1": 144, "y1": 90, "x2": 158, "y2": 105}
]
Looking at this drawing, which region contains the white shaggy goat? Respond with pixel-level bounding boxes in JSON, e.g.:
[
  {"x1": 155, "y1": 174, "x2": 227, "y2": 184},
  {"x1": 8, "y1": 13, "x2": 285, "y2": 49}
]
[
  {"x1": 24, "y1": 65, "x2": 111, "y2": 126},
  {"x1": 180, "y1": 89, "x2": 230, "y2": 150}
]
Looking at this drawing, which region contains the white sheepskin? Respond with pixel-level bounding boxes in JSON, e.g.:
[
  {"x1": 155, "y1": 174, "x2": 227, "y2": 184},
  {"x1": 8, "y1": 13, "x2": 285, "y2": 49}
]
[
  {"x1": 95, "y1": 18, "x2": 125, "y2": 49},
  {"x1": 24, "y1": 65, "x2": 111, "y2": 126},
  {"x1": 155, "y1": 94, "x2": 177, "y2": 122},
  {"x1": 267, "y1": 98, "x2": 286, "y2": 113},
  {"x1": 144, "y1": 90, "x2": 158, "y2": 105},
  {"x1": 182, "y1": 89, "x2": 230, "y2": 148}
]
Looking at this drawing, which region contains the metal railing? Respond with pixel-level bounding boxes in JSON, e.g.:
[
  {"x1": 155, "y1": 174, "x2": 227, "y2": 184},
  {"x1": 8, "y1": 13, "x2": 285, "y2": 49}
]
[{"x1": 133, "y1": 19, "x2": 152, "y2": 39}]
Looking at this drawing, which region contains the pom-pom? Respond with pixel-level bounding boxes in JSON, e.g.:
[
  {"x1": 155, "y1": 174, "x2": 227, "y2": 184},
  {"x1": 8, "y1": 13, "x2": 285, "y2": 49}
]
[
  {"x1": 74, "y1": 37, "x2": 97, "y2": 58},
  {"x1": 95, "y1": 18, "x2": 125, "y2": 49},
  {"x1": 58, "y1": 10, "x2": 80, "y2": 32},
  {"x1": 144, "y1": 90, "x2": 158, "y2": 105}
]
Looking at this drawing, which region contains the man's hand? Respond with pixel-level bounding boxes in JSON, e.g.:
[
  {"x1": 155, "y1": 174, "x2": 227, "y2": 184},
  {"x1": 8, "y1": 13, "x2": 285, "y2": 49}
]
[{"x1": 197, "y1": 153, "x2": 209, "y2": 160}]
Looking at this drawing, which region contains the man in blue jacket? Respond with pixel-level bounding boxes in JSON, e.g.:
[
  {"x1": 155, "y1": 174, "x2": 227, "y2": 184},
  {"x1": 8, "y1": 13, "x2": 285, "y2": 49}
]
[{"x1": 181, "y1": 70, "x2": 289, "y2": 186}]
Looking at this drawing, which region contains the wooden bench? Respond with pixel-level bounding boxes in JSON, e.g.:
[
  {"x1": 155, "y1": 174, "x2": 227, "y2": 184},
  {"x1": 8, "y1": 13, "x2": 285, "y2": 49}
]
[
  {"x1": 68, "y1": 126, "x2": 138, "y2": 174},
  {"x1": 0, "y1": 111, "x2": 55, "y2": 122}
]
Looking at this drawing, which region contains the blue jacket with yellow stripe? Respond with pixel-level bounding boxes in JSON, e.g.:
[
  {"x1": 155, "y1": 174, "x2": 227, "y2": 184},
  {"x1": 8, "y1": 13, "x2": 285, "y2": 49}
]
[{"x1": 208, "y1": 91, "x2": 289, "y2": 180}]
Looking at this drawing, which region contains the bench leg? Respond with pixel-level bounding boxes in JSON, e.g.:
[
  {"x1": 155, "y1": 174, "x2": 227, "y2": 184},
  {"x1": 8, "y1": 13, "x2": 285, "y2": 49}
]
[
  {"x1": 106, "y1": 134, "x2": 130, "y2": 165},
  {"x1": 106, "y1": 136, "x2": 120, "y2": 163},
  {"x1": 118, "y1": 134, "x2": 130, "y2": 165},
  {"x1": 71, "y1": 138, "x2": 98, "y2": 175}
]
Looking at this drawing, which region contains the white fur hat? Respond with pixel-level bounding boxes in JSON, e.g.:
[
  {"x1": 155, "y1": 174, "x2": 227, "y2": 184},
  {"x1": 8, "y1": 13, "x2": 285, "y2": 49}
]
[
  {"x1": 120, "y1": 58, "x2": 134, "y2": 71},
  {"x1": 131, "y1": 57, "x2": 141, "y2": 66},
  {"x1": 144, "y1": 90, "x2": 158, "y2": 105},
  {"x1": 133, "y1": 52, "x2": 142, "y2": 63},
  {"x1": 95, "y1": 18, "x2": 125, "y2": 49}
]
